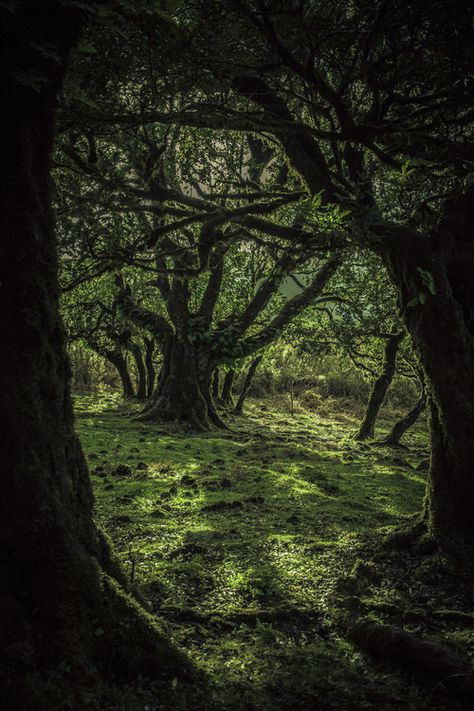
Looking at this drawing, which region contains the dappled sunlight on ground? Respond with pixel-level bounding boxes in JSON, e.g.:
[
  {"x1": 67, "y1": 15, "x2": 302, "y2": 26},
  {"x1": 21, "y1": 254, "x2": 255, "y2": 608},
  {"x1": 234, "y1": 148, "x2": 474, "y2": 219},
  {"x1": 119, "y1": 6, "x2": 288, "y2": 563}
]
[{"x1": 74, "y1": 393, "x2": 442, "y2": 710}]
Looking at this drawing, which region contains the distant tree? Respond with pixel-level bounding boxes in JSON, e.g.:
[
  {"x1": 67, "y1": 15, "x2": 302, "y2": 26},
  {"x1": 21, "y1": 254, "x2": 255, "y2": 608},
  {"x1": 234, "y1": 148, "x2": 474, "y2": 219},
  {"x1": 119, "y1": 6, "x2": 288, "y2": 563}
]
[
  {"x1": 57, "y1": 127, "x2": 343, "y2": 429},
  {"x1": 62, "y1": 275, "x2": 158, "y2": 399}
]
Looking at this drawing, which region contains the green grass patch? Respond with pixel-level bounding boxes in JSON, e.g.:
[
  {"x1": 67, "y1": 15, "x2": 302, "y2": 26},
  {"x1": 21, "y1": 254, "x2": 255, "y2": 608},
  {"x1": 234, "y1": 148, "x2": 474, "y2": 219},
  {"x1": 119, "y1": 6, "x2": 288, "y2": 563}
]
[{"x1": 74, "y1": 393, "x2": 441, "y2": 709}]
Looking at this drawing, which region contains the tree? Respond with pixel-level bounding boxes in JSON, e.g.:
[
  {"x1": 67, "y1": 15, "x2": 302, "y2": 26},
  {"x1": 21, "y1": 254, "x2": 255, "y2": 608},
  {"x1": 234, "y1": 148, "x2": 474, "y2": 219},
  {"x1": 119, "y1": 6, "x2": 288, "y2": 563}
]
[
  {"x1": 0, "y1": 3, "x2": 190, "y2": 707},
  {"x1": 234, "y1": 355, "x2": 263, "y2": 415},
  {"x1": 56, "y1": 123, "x2": 343, "y2": 430},
  {"x1": 113, "y1": 0, "x2": 473, "y2": 536},
  {"x1": 62, "y1": 275, "x2": 158, "y2": 399}
]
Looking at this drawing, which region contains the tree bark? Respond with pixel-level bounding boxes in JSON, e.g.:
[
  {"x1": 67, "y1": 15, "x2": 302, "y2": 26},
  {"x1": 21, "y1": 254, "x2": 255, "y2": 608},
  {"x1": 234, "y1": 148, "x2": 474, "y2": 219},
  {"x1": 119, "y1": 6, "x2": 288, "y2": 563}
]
[
  {"x1": 382, "y1": 395, "x2": 426, "y2": 447},
  {"x1": 234, "y1": 356, "x2": 262, "y2": 415},
  {"x1": 220, "y1": 369, "x2": 236, "y2": 406},
  {"x1": 356, "y1": 332, "x2": 404, "y2": 441},
  {"x1": 139, "y1": 337, "x2": 225, "y2": 430},
  {"x1": 129, "y1": 342, "x2": 147, "y2": 399},
  {"x1": 144, "y1": 336, "x2": 156, "y2": 398},
  {"x1": 211, "y1": 367, "x2": 220, "y2": 400},
  {"x1": 381, "y1": 188, "x2": 474, "y2": 536},
  {"x1": 0, "y1": 5, "x2": 189, "y2": 707},
  {"x1": 104, "y1": 348, "x2": 135, "y2": 399}
]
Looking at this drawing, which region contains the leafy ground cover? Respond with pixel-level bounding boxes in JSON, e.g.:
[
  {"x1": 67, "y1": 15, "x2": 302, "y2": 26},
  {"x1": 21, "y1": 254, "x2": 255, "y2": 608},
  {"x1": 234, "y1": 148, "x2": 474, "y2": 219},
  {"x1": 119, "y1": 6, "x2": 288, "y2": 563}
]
[{"x1": 75, "y1": 394, "x2": 474, "y2": 710}]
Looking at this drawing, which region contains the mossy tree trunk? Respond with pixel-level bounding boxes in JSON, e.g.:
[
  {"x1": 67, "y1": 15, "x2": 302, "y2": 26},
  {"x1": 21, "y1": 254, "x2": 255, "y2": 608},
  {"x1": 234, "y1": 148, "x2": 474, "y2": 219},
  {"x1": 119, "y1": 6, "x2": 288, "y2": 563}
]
[
  {"x1": 220, "y1": 369, "x2": 236, "y2": 407},
  {"x1": 104, "y1": 348, "x2": 135, "y2": 399},
  {"x1": 234, "y1": 356, "x2": 262, "y2": 415},
  {"x1": 356, "y1": 332, "x2": 404, "y2": 441},
  {"x1": 0, "y1": 5, "x2": 189, "y2": 707},
  {"x1": 140, "y1": 336, "x2": 224, "y2": 430},
  {"x1": 144, "y1": 336, "x2": 156, "y2": 398},
  {"x1": 117, "y1": 235, "x2": 340, "y2": 430},
  {"x1": 381, "y1": 189, "x2": 474, "y2": 537},
  {"x1": 129, "y1": 341, "x2": 147, "y2": 399},
  {"x1": 382, "y1": 393, "x2": 426, "y2": 446},
  {"x1": 211, "y1": 367, "x2": 220, "y2": 400}
]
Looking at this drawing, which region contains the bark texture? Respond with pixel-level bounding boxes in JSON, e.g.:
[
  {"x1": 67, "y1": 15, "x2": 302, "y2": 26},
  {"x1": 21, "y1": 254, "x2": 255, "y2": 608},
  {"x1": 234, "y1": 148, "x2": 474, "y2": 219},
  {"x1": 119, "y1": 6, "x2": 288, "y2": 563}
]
[
  {"x1": 356, "y1": 332, "x2": 404, "y2": 440},
  {"x1": 381, "y1": 188, "x2": 474, "y2": 536},
  {"x1": 220, "y1": 369, "x2": 236, "y2": 406},
  {"x1": 382, "y1": 394, "x2": 426, "y2": 446},
  {"x1": 0, "y1": 5, "x2": 189, "y2": 707},
  {"x1": 234, "y1": 356, "x2": 262, "y2": 415},
  {"x1": 104, "y1": 348, "x2": 135, "y2": 398}
]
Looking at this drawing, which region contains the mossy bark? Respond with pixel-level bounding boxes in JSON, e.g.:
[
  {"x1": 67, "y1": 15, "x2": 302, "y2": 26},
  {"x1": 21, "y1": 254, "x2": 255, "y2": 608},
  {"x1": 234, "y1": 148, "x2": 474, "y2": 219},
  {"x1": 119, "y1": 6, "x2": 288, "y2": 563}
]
[
  {"x1": 234, "y1": 356, "x2": 262, "y2": 415},
  {"x1": 129, "y1": 342, "x2": 147, "y2": 399},
  {"x1": 0, "y1": 5, "x2": 191, "y2": 707},
  {"x1": 381, "y1": 189, "x2": 474, "y2": 537},
  {"x1": 382, "y1": 395, "x2": 426, "y2": 446},
  {"x1": 211, "y1": 367, "x2": 220, "y2": 400},
  {"x1": 140, "y1": 337, "x2": 225, "y2": 430},
  {"x1": 144, "y1": 337, "x2": 156, "y2": 399},
  {"x1": 356, "y1": 333, "x2": 403, "y2": 441},
  {"x1": 220, "y1": 369, "x2": 236, "y2": 407},
  {"x1": 104, "y1": 348, "x2": 135, "y2": 399}
]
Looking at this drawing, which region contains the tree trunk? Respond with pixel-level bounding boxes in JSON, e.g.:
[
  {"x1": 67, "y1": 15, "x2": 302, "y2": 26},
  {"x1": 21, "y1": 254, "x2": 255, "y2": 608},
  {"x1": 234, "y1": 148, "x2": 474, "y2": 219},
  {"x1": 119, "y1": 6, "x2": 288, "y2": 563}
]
[
  {"x1": 211, "y1": 367, "x2": 220, "y2": 400},
  {"x1": 381, "y1": 189, "x2": 474, "y2": 537},
  {"x1": 234, "y1": 356, "x2": 262, "y2": 415},
  {"x1": 220, "y1": 369, "x2": 236, "y2": 406},
  {"x1": 0, "y1": 5, "x2": 189, "y2": 707},
  {"x1": 129, "y1": 343, "x2": 147, "y2": 399},
  {"x1": 144, "y1": 337, "x2": 156, "y2": 398},
  {"x1": 382, "y1": 395, "x2": 426, "y2": 446},
  {"x1": 356, "y1": 333, "x2": 404, "y2": 441},
  {"x1": 104, "y1": 349, "x2": 135, "y2": 399},
  {"x1": 139, "y1": 337, "x2": 226, "y2": 430}
]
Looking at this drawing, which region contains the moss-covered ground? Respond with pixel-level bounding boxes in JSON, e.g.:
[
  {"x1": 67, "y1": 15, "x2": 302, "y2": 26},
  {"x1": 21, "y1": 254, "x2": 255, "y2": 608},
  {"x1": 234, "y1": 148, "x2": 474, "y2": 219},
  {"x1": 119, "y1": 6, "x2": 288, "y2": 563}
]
[{"x1": 75, "y1": 394, "x2": 474, "y2": 710}]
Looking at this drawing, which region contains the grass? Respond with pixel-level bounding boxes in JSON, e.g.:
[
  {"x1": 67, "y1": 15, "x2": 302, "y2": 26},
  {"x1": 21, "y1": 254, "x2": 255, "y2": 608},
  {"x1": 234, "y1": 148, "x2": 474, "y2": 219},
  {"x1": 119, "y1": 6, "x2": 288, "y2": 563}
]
[{"x1": 74, "y1": 391, "x2": 471, "y2": 710}]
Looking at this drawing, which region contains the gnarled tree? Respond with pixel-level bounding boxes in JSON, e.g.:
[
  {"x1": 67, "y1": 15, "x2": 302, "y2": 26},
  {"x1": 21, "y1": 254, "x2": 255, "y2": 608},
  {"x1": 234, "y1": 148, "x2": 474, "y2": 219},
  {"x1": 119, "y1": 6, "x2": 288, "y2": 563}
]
[{"x1": 0, "y1": 3, "x2": 191, "y2": 708}]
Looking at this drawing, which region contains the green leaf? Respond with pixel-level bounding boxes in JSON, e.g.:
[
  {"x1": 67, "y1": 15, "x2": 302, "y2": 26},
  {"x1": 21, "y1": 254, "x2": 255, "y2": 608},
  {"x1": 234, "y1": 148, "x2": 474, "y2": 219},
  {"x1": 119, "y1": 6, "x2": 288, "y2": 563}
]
[
  {"x1": 78, "y1": 39, "x2": 98, "y2": 55},
  {"x1": 407, "y1": 291, "x2": 427, "y2": 308},
  {"x1": 9, "y1": 69, "x2": 48, "y2": 93},
  {"x1": 30, "y1": 42, "x2": 62, "y2": 65},
  {"x1": 70, "y1": 88, "x2": 100, "y2": 110},
  {"x1": 416, "y1": 267, "x2": 436, "y2": 295}
]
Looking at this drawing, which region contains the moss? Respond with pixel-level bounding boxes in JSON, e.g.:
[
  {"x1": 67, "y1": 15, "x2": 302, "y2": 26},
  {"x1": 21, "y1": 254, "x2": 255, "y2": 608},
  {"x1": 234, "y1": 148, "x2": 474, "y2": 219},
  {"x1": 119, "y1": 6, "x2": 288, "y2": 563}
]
[{"x1": 72, "y1": 393, "x2": 474, "y2": 709}]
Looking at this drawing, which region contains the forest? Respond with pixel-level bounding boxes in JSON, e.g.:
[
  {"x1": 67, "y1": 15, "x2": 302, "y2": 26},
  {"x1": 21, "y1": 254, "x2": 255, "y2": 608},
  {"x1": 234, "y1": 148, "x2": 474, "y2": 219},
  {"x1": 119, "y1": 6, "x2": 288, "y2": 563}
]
[{"x1": 1, "y1": 1, "x2": 473, "y2": 709}]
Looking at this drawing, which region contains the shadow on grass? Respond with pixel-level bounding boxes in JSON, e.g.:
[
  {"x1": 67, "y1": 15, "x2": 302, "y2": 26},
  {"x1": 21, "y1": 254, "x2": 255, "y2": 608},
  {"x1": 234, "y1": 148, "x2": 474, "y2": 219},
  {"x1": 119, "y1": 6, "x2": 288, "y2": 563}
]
[{"x1": 74, "y1": 394, "x2": 435, "y2": 710}]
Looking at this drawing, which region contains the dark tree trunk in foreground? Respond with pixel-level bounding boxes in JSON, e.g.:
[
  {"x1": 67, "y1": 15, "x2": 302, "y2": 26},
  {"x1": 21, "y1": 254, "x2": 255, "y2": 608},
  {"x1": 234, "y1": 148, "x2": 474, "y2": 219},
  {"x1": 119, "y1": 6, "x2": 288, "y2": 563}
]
[
  {"x1": 356, "y1": 332, "x2": 404, "y2": 441},
  {"x1": 234, "y1": 356, "x2": 262, "y2": 415},
  {"x1": 0, "y1": 5, "x2": 188, "y2": 708},
  {"x1": 220, "y1": 369, "x2": 236, "y2": 406},
  {"x1": 382, "y1": 394, "x2": 426, "y2": 447},
  {"x1": 382, "y1": 188, "x2": 474, "y2": 536}
]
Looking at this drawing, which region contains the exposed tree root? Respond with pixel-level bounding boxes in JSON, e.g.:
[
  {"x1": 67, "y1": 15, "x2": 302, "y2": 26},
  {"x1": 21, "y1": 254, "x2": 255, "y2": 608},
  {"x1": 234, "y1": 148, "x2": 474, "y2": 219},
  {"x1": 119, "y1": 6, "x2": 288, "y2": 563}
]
[
  {"x1": 381, "y1": 518, "x2": 431, "y2": 550},
  {"x1": 348, "y1": 618, "x2": 474, "y2": 707}
]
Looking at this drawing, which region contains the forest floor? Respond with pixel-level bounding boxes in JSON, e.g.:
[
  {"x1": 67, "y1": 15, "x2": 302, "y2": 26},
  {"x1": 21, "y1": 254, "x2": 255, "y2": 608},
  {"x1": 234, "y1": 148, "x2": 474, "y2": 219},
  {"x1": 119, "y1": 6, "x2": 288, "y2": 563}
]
[{"x1": 75, "y1": 393, "x2": 474, "y2": 711}]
